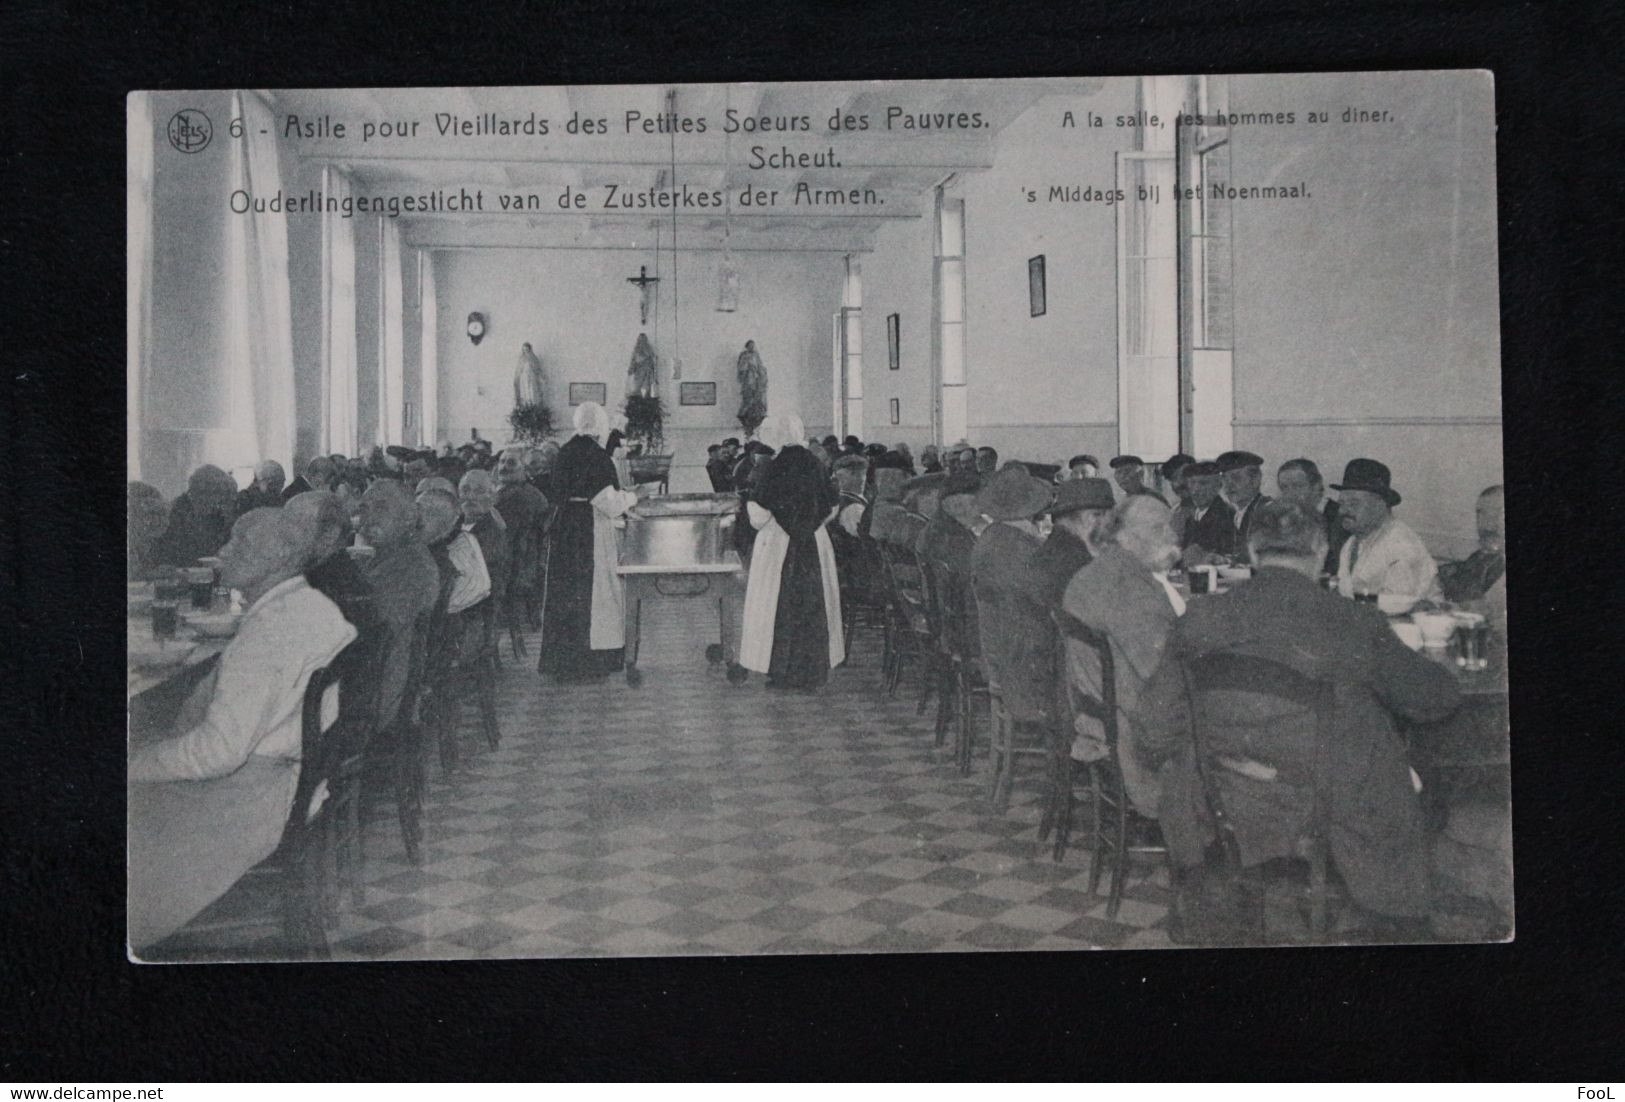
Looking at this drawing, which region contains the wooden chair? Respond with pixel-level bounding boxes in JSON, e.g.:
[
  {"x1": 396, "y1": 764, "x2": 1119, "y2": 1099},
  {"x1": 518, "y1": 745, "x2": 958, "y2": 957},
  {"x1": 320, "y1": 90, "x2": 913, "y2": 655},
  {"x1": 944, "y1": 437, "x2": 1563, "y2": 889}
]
[
  {"x1": 930, "y1": 562, "x2": 989, "y2": 775},
  {"x1": 425, "y1": 598, "x2": 501, "y2": 773},
  {"x1": 875, "y1": 539, "x2": 936, "y2": 700},
  {"x1": 1052, "y1": 609, "x2": 1166, "y2": 915},
  {"x1": 828, "y1": 523, "x2": 888, "y2": 661},
  {"x1": 971, "y1": 581, "x2": 1055, "y2": 811},
  {"x1": 915, "y1": 558, "x2": 959, "y2": 748},
  {"x1": 1177, "y1": 651, "x2": 1339, "y2": 941}
]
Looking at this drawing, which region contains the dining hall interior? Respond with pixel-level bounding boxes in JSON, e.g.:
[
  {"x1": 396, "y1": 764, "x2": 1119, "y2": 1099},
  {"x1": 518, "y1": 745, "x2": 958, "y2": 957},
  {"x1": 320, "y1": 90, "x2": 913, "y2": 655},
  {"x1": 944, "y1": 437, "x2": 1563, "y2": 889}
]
[{"x1": 126, "y1": 71, "x2": 1509, "y2": 961}]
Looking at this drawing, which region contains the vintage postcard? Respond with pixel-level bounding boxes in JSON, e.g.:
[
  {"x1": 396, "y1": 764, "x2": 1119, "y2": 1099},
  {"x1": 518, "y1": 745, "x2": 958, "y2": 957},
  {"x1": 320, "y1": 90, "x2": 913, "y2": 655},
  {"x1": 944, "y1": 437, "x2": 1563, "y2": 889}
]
[{"x1": 126, "y1": 71, "x2": 1507, "y2": 962}]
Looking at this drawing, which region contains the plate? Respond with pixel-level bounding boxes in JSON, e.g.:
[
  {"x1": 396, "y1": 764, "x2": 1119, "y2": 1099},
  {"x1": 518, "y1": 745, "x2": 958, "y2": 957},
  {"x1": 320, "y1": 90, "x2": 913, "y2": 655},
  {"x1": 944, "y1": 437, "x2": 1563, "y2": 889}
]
[{"x1": 188, "y1": 611, "x2": 242, "y2": 638}]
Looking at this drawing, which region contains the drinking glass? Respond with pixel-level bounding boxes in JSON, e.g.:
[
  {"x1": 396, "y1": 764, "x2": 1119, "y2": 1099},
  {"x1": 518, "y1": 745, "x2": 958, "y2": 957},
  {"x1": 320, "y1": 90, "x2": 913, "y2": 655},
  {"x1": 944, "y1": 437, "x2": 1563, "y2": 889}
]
[{"x1": 150, "y1": 600, "x2": 179, "y2": 640}]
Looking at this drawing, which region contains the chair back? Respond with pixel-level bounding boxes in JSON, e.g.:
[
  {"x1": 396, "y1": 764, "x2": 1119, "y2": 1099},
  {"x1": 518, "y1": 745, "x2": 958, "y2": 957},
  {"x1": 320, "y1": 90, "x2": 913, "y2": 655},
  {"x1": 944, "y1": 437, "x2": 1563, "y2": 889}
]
[
  {"x1": 932, "y1": 561, "x2": 980, "y2": 665},
  {"x1": 1050, "y1": 608, "x2": 1120, "y2": 753},
  {"x1": 969, "y1": 580, "x2": 1006, "y2": 699},
  {"x1": 288, "y1": 645, "x2": 361, "y2": 838},
  {"x1": 1177, "y1": 652, "x2": 1336, "y2": 864},
  {"x1": 877, "y1": 540, "x2": 932, "y2": 646}
]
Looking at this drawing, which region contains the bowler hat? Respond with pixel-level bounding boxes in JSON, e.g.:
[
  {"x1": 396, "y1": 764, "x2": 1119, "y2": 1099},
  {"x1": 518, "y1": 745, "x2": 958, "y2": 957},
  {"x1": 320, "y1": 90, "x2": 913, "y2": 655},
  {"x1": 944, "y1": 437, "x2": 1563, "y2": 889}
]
[
  {"x1": 1069, "y1": 454, "x2": 1101, "y2": 470},
  {"x1": 973, "y1": 465, "x2": 1054, "y2": 521},
  {"x1": 1109, "y1": 455, "x2": 1145, "y2": 469},
  {"x1": 1330, "y1": 458, "x2": 1402, "y2": 506},
  {"x1": 385, "y1": 445, "x2": 415, "y2": 460},
  {"x1": 1050, "y1": 477, "x2": 1115, "y2": 516},
  {"x1": 1215, "y1": 450, "x2": 1264, "y2": 473},
  {"x1": 722, "y1": 437, "x2": 740, "y2": 448}
]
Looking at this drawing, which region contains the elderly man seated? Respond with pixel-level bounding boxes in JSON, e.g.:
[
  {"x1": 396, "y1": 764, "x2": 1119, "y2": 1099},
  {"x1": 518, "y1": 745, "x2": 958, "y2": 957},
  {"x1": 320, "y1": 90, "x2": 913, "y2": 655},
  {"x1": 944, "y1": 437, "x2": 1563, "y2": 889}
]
[
  {"x1": 1067, "y1": 454, "x2": 1101, "y2": 480},
  {"x1": 1176, "y1": 461, "x2": 1237, "y2": 566},
  {"x1": 1332, "y1": 458, "x2": 1442, "y2": 614},
  {"x1": 1135, "y1": 501, "x2": 1461, "y2": 941},
  {"x1": 919, "y1": 471, "x2": 982, "y2": 578},
  {"x1": 971, "y1": 466, "x2": 1056, "y2": 724},
  {"x1": 1438, "y1": 485, "x2": 1505, "y2": 603},
  {"x1": 1216, "y1": 450, "x2": 1270, "y2": 564},
  {"x1": 1061, "y1": 495, "x2": 1185, "y2": 814},
  {"x1": 830, "y1": 455, "x2": 869, "y2": 538},
  {"x1": 865, "y1": 467, "x2": 911, "y2": 545},
  {"x1": 1021, "y1": 477, "x2": 1115, "y2": 609},
  {"x1": 128, "y1": 507, "x2": 357, "y2": 952},
  {"x1": 417, "y1": 488, "x2": 491, "y2": 619},
  {"x1": 286, "y1": 491, "x2": 374, "y2": 633},
  {"x1": 897, "y1": 472, "x2": 946, "y2": 552},
  {"x1": 496, "y1": 448, "x2": 551, "y2": 636},
  {"x1": 152, "y1": 464, "x2": 239, "y2": 567},
  {"x1": 1276, "y1": 458, "x2": 1347, "y2": 575},
  {"x1": 358, "y1": 481, "x2": 441, "y2": 736},
  {"x1": 236, "y1": 461, "x2": 286, "y2": 515},
  {"x1": 1110, "y1": 455, "x2": 1168, "y2": 506},
  {"x1": 281, "y1": 455, "x2": 336, "y2": 502}
]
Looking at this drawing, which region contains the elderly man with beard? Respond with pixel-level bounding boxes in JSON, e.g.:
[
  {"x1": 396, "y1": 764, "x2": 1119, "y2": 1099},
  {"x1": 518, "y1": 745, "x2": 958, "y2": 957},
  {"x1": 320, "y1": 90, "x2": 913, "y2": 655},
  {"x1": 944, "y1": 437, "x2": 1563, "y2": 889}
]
[
  {"x1": 1061, "y1": 495, "x2": 1186, "y2": 816},
  {"x1": 128, "y1": 507, "x2": 357, "y2": 952},
  {"x1": 152, "y1": 464, "x2": 239, "y2": 566},
  {"x1": 1177, "y1": 460, "x2": 1237, "y2": 567}
]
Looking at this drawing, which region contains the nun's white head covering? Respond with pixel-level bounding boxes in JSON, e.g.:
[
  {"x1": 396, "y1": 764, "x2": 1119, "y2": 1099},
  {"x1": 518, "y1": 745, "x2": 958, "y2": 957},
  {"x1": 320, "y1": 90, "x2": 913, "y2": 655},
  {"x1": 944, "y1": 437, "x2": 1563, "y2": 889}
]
[
  {"x1": 759, "y1": 413, "x2": 806, "y2": 453},
  {"x1": 572, "y1": 401, "x2": 610, "y2": 439}
]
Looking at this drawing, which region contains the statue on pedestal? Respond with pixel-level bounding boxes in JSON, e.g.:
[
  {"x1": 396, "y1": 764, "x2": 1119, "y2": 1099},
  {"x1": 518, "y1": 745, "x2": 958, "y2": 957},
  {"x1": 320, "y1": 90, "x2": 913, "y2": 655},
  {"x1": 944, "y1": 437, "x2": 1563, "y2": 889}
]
[
  {"x1": 736, "y1": 340, "x2": 767, "y2": 438},
  {"x1": 628, "y1": 333, "x2": 659, "y2": 398},
  {"x1": 514, "y1": 342, "x2": 545, "y2": 408}
]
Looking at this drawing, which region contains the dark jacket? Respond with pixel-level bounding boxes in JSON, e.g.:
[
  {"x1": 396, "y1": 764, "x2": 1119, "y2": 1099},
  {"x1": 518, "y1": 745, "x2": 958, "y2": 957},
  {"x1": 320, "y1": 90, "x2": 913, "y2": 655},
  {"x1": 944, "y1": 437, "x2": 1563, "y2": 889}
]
[
  {"x1": 1023, "y1": 526, "x2": 1094, "y2": 610},
  {"x1": 150, "y1": 493, "x2": 232, "y2": 567},
  {"x1": 236, "y1": 485, "x2": 284, "y2": 516},
  {"x1": 307, "y1": 549, "x2": 381, "y2": 723},
  {"x1": 971, "y1": 522, "x2": 1050, "y2": 722},
  {"x1": 280, "y1": 475, "x2": 314, "y2": 502},
  {"x1": 1135, "y1": 565, "x2": 1461, "y2": 917},
  {"x1": 1180, "y1": 497, "x2": 1237, "y2": 558},
  {"x1": 1230, "y1": 494, "x2": 1272, "y2": 564}
]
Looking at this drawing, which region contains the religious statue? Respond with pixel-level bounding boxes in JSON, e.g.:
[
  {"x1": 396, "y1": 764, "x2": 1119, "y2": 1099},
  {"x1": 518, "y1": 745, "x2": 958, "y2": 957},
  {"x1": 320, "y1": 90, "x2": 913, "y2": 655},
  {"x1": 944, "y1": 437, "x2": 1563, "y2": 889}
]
[
  {"x1": 514, "y1": 341, "x2": 545, "y2": 408},
  {"x1": 736, "y1": 340, "x2": 767, "y2": 437},
  {"x1": 628, "y1": 332, "x2": 659, "y2": 398}
]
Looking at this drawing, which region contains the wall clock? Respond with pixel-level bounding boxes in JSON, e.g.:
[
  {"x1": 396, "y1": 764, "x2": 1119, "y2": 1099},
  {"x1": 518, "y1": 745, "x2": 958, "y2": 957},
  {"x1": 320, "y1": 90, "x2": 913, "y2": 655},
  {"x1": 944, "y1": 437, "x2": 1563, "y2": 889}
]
[{"x1": 466, "y1": 311, "x2": 487, "y2": 346}]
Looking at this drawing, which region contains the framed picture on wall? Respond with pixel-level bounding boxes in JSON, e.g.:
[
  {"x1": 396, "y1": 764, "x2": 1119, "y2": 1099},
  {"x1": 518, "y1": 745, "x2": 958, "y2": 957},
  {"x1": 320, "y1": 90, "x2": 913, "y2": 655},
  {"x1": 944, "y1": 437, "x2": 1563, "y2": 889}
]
[
  {"x1": 887, "y1": 313, "x2": 900, "y2": 370},
  {"x1": 679, "y1": 381, "x2": 717, "y2": 406},
  {"x1": 1029, "y1": 255, "x2": 1046, "y2": 317},
  {"x1": 889, "y1": 398, "x2": 900, "y2": 426},
  {"x1": 568, "y1": 382, "x2": 607, "y2": 406}
]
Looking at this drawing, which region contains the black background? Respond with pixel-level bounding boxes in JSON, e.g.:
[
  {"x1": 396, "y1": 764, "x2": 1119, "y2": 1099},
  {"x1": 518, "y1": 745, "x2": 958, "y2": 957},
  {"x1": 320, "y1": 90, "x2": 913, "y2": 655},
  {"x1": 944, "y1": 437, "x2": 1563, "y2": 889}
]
[{"x1": 4, "y1": 0, "x2": 1622, "y2": 1081}]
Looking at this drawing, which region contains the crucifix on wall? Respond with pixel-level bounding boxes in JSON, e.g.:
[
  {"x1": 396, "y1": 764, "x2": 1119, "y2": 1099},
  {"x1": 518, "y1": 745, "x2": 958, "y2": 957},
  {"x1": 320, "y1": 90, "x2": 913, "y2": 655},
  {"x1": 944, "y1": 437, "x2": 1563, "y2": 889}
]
[{"x1": 626, "y1": 265, "x2": 660, "y2": 326}]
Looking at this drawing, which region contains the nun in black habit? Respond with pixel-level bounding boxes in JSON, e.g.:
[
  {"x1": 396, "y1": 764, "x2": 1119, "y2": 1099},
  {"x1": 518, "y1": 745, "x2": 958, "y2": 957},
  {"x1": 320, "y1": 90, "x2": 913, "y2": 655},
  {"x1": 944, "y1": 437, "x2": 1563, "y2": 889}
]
[
  {"x1": 738, "y1": 414, "x2": 845, "y2": 690},
  {"x1": 538, "y1": 401, "x2": 644, "y2": 682}
]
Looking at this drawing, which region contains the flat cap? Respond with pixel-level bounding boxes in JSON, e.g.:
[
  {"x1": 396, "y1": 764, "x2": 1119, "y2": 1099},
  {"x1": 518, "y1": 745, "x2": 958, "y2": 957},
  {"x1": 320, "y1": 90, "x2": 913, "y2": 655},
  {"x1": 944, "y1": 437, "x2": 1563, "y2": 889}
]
[
  {"x1": 1109, "y1": 455, "x2": 1145, "y2": 469},
  {"x1": 1215, "y1": 450, "x2": 1265, "y2": 472}
]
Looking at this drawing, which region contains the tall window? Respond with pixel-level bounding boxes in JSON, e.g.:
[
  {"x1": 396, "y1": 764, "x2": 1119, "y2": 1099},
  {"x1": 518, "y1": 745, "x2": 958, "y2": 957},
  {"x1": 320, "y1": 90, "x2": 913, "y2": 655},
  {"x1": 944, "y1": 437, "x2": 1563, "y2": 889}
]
[
  {"x1": 419, "y1": 248, "x2": 438, "y2": 449},
  {"x1": 1116, "y1": 76, "x2": 1181, "y2": 462},
  {"x1": 934, "y1": 188, "x2": 966, "y2": 444},
  {"x1": 1178, "y1": 74, "x2": 1236, "y2": 458},
  {"x1": 833, "y1": 256, "x2": 863, "y2": 438},
  {"x1": 377, "y1": 217, "x2": 405, "y2": 446},
  {"x1": 128, "y1": 93, "x2": 155, "y2": 480},
  {"x1": 321, "y1": 166, "x2": 358, "y2": 455}
]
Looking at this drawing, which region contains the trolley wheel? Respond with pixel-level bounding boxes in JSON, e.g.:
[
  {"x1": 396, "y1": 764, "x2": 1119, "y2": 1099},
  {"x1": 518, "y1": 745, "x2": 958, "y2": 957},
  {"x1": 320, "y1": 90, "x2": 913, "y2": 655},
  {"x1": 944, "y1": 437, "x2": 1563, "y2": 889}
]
[
  {"x1": 704, "y1": 643, "x2": 725, "y2": 665},
  {"x1": 726, "y1": 662, "x2": 749, "y2": 685},
  {"x1": 625, "y1": 666, "x2": 644, "y2": 688}
]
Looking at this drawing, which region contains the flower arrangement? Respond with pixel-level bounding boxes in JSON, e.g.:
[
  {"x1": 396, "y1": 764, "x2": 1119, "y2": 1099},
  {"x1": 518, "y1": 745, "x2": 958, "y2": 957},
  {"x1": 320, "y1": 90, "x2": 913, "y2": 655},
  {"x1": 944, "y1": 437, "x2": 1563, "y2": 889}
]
[
  {"x1": 507, "y1": 401, "x2": 556, "y2": 444},
  {"x1": 623, "y1": 393, "x2": 667, "y2": 453}
]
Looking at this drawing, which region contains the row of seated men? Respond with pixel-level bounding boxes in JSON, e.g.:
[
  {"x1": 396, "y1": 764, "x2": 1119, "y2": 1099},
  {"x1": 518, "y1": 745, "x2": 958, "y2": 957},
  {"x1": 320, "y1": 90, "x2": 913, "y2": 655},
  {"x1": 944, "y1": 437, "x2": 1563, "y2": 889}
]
[
  {"x1": 818, "y1": 450, "x2": 1505, "y2": 942},
  {"x1": 126, "y1": 456, "x2": 556, "y2": 952}
]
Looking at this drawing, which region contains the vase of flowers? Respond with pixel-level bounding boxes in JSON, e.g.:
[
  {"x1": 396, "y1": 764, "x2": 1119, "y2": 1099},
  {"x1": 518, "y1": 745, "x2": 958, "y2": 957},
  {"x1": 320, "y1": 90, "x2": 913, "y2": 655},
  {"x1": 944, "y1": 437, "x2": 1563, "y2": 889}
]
[{"x1": 507, "y1": 401, "x2": 555, "y2": 445}]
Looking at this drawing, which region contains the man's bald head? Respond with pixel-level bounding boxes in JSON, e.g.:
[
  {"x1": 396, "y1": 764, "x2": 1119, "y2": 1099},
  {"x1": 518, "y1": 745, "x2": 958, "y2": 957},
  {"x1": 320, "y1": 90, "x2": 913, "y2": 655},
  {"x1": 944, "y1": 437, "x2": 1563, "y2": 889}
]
[
  {"x1": 360, "y1": 480, "x2": 417, "y2": 550},
  {"x1": 285, "y1": 490, "x2": 349, "y2": 563},
  {"x1": 415, "y1": 488, "x2": 460, "y2": 543},
  {"x1": 219, "y1": 508, "x2": 309, "y2": 594},
  {"x1": 1103, "y1": 495, "x2": 1180, "y2": 572},
  {"x1": 253, "y1": 460, "x2": 286, "y2": 496},
  {"x1": 458, "y1": 469, "x2": 497, "y2": 522}
]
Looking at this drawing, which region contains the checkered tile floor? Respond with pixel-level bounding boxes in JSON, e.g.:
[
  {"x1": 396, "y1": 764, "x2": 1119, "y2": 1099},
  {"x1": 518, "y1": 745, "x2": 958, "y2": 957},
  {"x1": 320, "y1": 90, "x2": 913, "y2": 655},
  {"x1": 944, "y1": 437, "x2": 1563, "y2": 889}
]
[
  {"x1": 158, "y1": 594, "x2": 1185, "y2": 960},
  {"x1": 154, "y1": 592, "x2": 1508, "y2": 960}
]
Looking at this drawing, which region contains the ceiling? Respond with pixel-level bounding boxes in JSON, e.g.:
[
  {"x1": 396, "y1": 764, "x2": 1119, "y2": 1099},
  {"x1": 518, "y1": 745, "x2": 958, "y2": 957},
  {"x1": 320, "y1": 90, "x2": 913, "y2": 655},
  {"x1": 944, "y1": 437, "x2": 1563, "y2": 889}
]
[{"x1": 264, "y1": 79, "x2": 1102, "y2": 254}]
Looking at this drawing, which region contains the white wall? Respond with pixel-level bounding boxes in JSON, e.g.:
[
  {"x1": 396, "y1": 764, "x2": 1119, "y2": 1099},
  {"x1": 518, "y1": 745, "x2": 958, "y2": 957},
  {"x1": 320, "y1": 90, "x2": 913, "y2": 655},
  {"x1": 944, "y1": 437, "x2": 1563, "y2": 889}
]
[
  {"x1": 434, "y1": 248, "x2": 844, "y2": 492},
  {"x1": 1227, "y1": 70, "x2": 1502, "y2": 557},
  {"x1": 858, "y1": 82, "x2": 1135, "y2": 470}
]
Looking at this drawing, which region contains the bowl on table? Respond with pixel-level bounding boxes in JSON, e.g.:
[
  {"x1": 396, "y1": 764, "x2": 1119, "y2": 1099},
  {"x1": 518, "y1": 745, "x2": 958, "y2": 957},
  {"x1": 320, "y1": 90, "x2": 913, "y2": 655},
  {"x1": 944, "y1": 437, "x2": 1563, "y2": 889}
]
[
  {"x1": 187, "y1": 609, "x2": 243, "y2": 639},
  {"x1": 1390, "y1": 621, "x2": 1425, "y2": 650},
  {"x1": 1217, "y1": 565, "x2": 1253, "y2": 584},
  {"x1": 1411, "y1": 610, "x2": 1457, "y2": 648}
]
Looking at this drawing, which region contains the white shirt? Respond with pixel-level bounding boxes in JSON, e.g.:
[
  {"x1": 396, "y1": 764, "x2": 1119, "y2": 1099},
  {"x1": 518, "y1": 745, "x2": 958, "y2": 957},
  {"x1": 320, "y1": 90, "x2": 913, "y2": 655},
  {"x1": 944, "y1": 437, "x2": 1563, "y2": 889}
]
[
  {"x1": 445, "y1": 530, "x2": 492, "y2": 615},
  {"x1": 129, "y1": 576, "x2": 356, "y2": 782},
  {"x1": 1337, "y1": 514, "x2": 1442, "y2": 614}
]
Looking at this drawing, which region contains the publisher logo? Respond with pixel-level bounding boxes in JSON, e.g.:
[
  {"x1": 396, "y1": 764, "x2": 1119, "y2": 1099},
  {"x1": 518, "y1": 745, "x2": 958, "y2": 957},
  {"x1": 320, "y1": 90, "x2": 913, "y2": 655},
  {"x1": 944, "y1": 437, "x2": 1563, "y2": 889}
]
[{"x1": 167, "y1": 109, "x2": 212, "y2": 154}]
